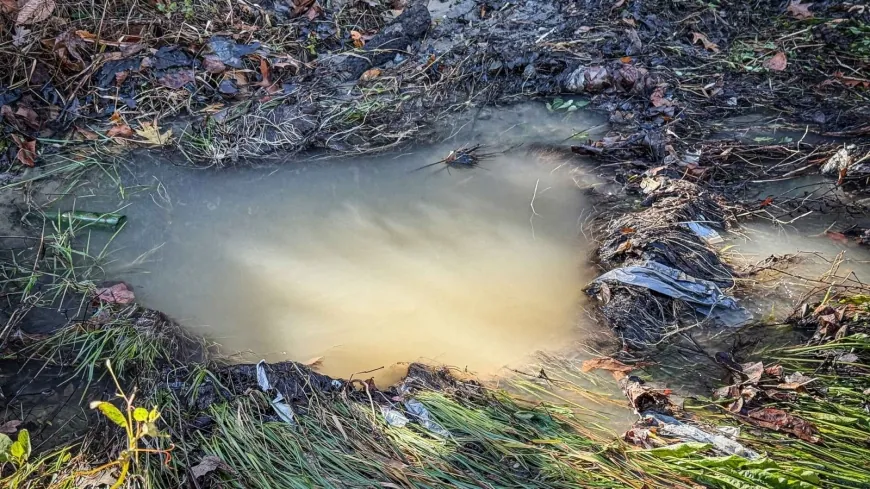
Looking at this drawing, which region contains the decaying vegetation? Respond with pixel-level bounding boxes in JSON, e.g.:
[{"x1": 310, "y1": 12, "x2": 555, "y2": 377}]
[{"x1": 2, "y1": 0, "x2": 870, "y2": 487}]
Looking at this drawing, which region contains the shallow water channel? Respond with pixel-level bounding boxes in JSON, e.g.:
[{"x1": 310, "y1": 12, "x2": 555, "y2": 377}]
[{"x1": 74, "y1": 104, "x2": 619, "y2": 388}]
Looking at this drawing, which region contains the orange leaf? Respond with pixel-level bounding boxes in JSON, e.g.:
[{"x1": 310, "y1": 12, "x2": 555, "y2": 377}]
[
  {"x1": 359, "y1": 68, "x2": 382, "y2": 81},
  {"x1": 760, "y1": 196, "x2": 774, "y2": 207},
  {"x1": 107, "y1": 124, "x2": 134, "y2": 138},
  {"x1": 258, "y1": 57, "x2": 271, "y2": 87},
  {"x1": 620, "y1": 56, "x2": 632, "y2": 63},
  {"x1": 763, "y1": 51, "x2": 788, "y2": 71}
]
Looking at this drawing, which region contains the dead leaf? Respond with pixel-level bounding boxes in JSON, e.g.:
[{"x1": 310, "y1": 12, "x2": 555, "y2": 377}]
[
  {"x1": 351, "y1": 30, "x2": 365, "y2": 49},
  {"x1": 158, "y1": 69, "x2": 195, "y2": 90},
  {"x1": 74, "y1": 127, "x2": 101, "y2": 141},
  {"x1": 15, "y1": 0, "x2": 55, "y2": 25},
  {"x1": 302, "y1": 356, "x2": 324, "y2": 368},
  {"x1": 649, "y1": 86, "x2": 672, "y2": 107},
  {"x1": 96, "y1": 283, "x2": 135, "y2": 304},
  {"x1": 54, "y1": 29, "x2": 89, "y2": 65},
  {"x1": 15, "y1": 106, "x2": 39, "y2": 128},
  {"x1": 11, "y1": 136, "x2": 36, "y2": 167},
  {"x1": 615, "y1": 239, "x2": 633, "y2": 254},
  {"x1": 760, "y1": 196, "x2": 774, "y2": 207},
  {"x1": 713, "y1": 385, "x2": 741, "y2": 400},
  {"x1": 0, "y1": 0, "x2": 18, "y2": 14},
  {"x1": 0, "y1": 420, "x2": 22, "y2": 434},
  {"x1": 691, "y1": 32, "x2": 719, "y2": 53},
  {"x1": 620, "y1": 227, "x2": 635, "y2": 234},
  {"x1": 581, "y1": 357, "x2": 635, "y2": 382},
  {"x1": 135, "y1": 121, "x2": 172, "y2": 146},
  {"x1": 783, "y1": 372, "x2": 815, "y2": 386},
  {"x1": 763, "y1": 51, "x2": 788, "y2": 72},
  {"x1": 107, "y1": 124, "x2": 134, "y2": 139},
  {"x1": 740, "y1": 361, "x2": 764, "y2": 384},
  {"x1": 258, "y1": 57, "x2": 271, "y2": 87},
  {"x1": 202, "y1": 55, "x2": 226, "y2": 74},
  {"x1": 746, "y1": 407, "x2": 820, "y2": 443},
  {"x1": 598, "y1": 282, "x2": 612, "y2": 304},
  {"x1": 359, "y1": 68, "x2": 382, "y2": 82},
  {"x1": 191, "y1": 455, "x2": 232, "y2": 479},
  {"x1": 763, "y1": 365, "x2": 783, "y2": 378},
  {"x1": 786, "y1": 0, "x2": 813, "y2": 20},
  {"x1": 76, "y1": 470, "x2": 118, "y2": 489},
  {"x1": 826, "y1": 231, "x2": 848, "y2": 244}
]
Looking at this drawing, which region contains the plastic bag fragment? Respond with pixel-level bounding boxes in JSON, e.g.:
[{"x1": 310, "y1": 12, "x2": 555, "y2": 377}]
[
  {"x1": 591, "y1": 261, "x2": 751, "y2": 327},
  {"x1": 256, "y1": 360, "x2": 296, "y2": 425},
  {"x1": 381, "y1": 406, "x2": 409, "y2": 427},
  {"x1": 643, "y1": 412, "x2": 759, "y2": 459},
  {"x1": 684, "y1": 220, "x2": 723, "y2": 245},
  {"x1": 404, "y1": 399, "x2": 450, "y2": 437}
]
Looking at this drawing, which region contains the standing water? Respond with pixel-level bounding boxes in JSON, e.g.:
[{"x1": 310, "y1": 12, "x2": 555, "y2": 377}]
[{"x1": 92, "y1": 104, "x2": 614, "y2": 386}]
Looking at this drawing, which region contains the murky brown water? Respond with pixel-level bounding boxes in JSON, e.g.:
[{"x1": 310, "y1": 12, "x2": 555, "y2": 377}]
[{"x1": 101, "y1": 104, "x2": 612, "y2": 387}]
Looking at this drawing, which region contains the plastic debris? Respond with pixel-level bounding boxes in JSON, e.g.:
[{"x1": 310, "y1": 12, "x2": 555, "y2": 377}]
[
  {"x1": 591, "y1": 261, "x2": 751, "y2": 327},
  {"x1": 404, "y1": 399, "x2": 450, "y2": 437},
  {"x1": 684, "y1": 219, "x2": 724, "y2": 245},
  {"x1": 381, "y1": 406, "x2": 409, "y2": 428},
  {"x1": 256, "y1": 360, "x2": 296, "y2": 425},
  {"x1": 207, "y1": 37, "x2": 262, "y2": 68},
  {"x1": 643, "y1": 412, "x2": 760, "y2": 459}
]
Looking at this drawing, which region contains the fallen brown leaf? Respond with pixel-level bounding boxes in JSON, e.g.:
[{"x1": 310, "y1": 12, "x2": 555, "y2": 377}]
[
  {"x1": 258, "y1": 57, "x2": 271, "y2": 87},
  {"x1": 0, "y1": 420, "x2": 22, "y2": 434},
  {"x1": 158, "y1": 69, "x2": 195, "y2": 90},
  {"x1": 649, "y1": 86, "x2": 672, "y2": 107},
  {"x1": 351, "y1": 30, "x2": 365, "y2": 48},
  {"x1": 107, "y1": 124, "x2": 134, "y2": 139},
  {"x1": 691, "y1": 32, "x2": 719, "y2": 53},
  {"x1": 746, "y1": 407, "x2": 820, "y2": 443},
  {"x1": 15, "y1": 106, "x2": 39, "y2": 129},
  {"x1": 740, "y1": 361, "x2": 764, "y2": 384},
  {"x1": 302, "y1": 356, "x2": 324, "y2": 368},
  {"x1": 15, "y1": 0, "x2": 55, "y2": 25},
  {"x1": 763, "y1": 51, "x2": 788, "y2": 72},
  {"x1": 359, "y1": 68, "x2": 382, "y2": 82},
  {"x1": 0, "y1": 0, "x2": 18, "y2": 14},
  {"x1": 581, "y1": 357, "x2": 635, "y2": 382},
  {"x1": 786, "y1": 0, "x2": 813, "y2": 20},
  {"x1": 202, "y1": 55, "x2": 226, "y2": 74},
  {"x1": 95, "y1": 283, "x2": 135, "y2": 304},
  {"x1": 191, "y1": 455, "x2": 233, "y2": 479},
  {"x1": 11, "y1": 136, "x2": 36, "y2": 167}
]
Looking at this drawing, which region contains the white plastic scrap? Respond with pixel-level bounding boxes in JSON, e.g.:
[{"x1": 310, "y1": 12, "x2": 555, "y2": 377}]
[
  {"x1": 381, "y1": 406, "x2": 409, "y2": 428},
  {"x1": 256, "y1": 360, "x2": 296, "y2": 425},
  {"x1": 405, "y1": 399, "x2": 450, "y2": 437},
  {"x1": 644, "y1": 412, "x2": 759, "y2": 459}
]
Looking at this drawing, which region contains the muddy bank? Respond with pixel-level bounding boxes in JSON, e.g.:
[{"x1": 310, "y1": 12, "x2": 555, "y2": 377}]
[{"x1": 2, "y1": 0, "x2": 870, "y2": 171}]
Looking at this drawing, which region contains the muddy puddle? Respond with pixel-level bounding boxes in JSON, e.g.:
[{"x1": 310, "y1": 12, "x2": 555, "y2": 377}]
[{"x1": 58, "y1": 103, "x2": 623, "y2": 391}]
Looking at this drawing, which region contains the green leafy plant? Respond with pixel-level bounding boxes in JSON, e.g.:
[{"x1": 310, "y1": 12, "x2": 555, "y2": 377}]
[
  {"x1": 76, "y1": 360, "x2": 173, "y2": 489},
  {"x1": 0, "y1": 429, "x2": 31, "y2": 466},
  {"x1": 546, "y1": 98, "x2": 590, "y2": 112}
]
